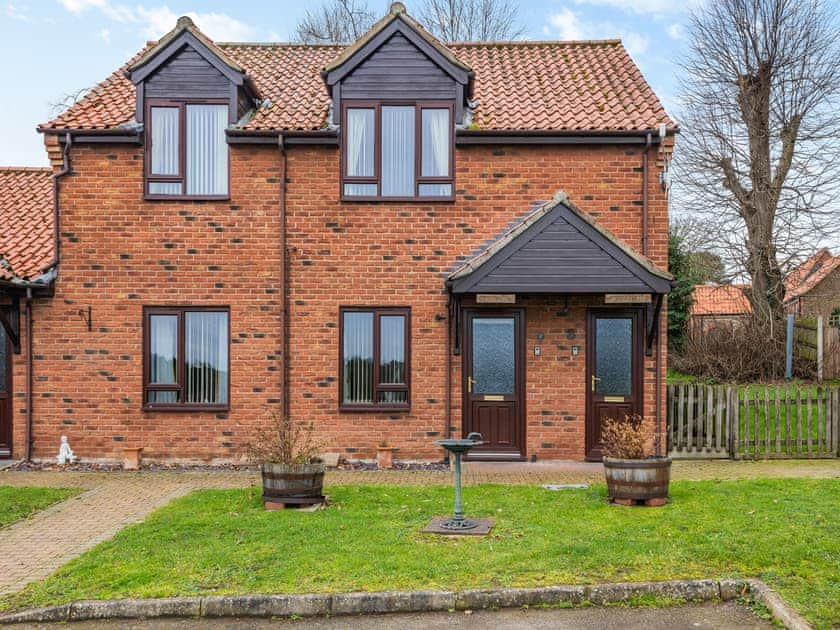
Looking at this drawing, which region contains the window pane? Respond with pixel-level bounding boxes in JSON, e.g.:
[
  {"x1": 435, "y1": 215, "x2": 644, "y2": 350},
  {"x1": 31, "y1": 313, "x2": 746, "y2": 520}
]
[
  {"x1": 418, "y1": 183, "x2": 452, "y2": 197},
  {"x1": 149, "y1": 181, "x2": 182, "y2": 195},
  {"x1": 472, "y1": 317, "x2": 515, "y2": 395},
  {"x1": 343, "y1": 312, "x2": 373, "y2": 404},
  {"x1": 381, "y1": 106, "x2": 415, "y2": 197},
  {"x1": 346, "y1": 108, "x2": 375, "y2": 177},
  {"x1": 379, "y1": 315, "x2": 405, "y2": 385},
  {"x1": 595, "y1": 318, "x2": 633, "y2": 396},
  {"x1": 421, "y1": 109, "x2": 449, "y2": 176},
  {"x1": 185, "y1": 311, "x2": 228, "y2": 404},
  {"x1": 344, "y1": 183, "x2": 377, "y2": 197},
  {"x1": 149, "y1": 315, "x2": 178, "y2": 385},
  {"x1": 378, "y1": 391, "x2": 407, "y2": 404},
  {"x1": 186, "y1": 104, "x2": 228, "y2": 196},
  {"x1": 148, "y1": 390, "x2": 178, "y2": 404},
  {"x1": 150, "y1": 107, "x2": 179, "y2": 176}
]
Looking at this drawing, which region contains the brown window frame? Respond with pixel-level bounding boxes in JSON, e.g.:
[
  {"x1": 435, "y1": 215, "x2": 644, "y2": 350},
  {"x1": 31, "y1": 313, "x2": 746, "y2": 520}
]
[
  {"x1": 144, "y1": 98, "x2": 231, "y2": 201},
  {"x1": 340, "y1": 100, "x2": 455, "y2": 202},
  {"x1": 338, "y1": 306, "x2": 411, "y2": 412},
  {"x1": 142, "y1": 306, "x2": 231, "y2": 411}
]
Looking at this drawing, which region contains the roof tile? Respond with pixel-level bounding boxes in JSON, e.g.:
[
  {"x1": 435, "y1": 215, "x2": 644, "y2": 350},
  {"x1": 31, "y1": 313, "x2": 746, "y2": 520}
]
[{"x1": 0, "y1": 168, "x2": 54, "y2": 282}]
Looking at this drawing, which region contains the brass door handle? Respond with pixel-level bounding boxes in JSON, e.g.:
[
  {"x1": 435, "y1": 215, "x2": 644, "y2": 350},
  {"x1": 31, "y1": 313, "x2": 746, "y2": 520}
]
[
  {"x1": 468, "y1": 377, "x2": 476, "y2": 393},
  {"x1": 591, "y1": 375, "x2": 601, "y2": 392}
]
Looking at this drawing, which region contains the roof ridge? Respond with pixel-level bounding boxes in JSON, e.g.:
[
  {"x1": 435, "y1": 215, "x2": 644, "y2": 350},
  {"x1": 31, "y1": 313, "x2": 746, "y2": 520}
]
[
  {"x1": 218, "y1": 42, "x2": 346, "y2": 48},
  {"x1": 449, "y1": 38, "x2": 622, "y2": 46},
  {"x1": 0, "y1": 166, "x2": 52, "y2": 173}
]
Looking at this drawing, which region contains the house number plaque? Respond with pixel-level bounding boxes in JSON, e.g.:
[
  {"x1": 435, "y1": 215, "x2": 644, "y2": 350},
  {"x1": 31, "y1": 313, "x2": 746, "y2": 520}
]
[{"x1": 476, "y1": 294, "x2": 516, "y2": 304}]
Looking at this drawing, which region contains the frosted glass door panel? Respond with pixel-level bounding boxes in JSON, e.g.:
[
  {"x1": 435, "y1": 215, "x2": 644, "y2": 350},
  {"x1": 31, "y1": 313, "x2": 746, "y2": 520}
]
[{"x1": 472, "y1": 317, "x2": 515, "y2": 395}]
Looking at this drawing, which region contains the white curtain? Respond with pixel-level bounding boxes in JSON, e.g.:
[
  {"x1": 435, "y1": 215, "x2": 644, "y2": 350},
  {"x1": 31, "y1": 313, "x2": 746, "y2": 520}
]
[
  {"x1": 150, "y1": 107, "x2": 179, "y2": 176},
  {"x1": 149, "y1": 315, "x2": 178, "y2": 404},
  {"x1": 185, "y1": 311, "x2": 229, "y2": 404},
  {"x1": 421, "y1": 108, "x2": 449, "y2": 176},
  {"x1": 343, "y1": 312, "x2": 373, "y2": 404},
  {"x1": 381, "y1": 106, "x2": 415, "y2": 197},
  {"x1": 346, "y1": 109, "x2": 374, "y2": 177},
  {"x1": 186, "y1": 104, "x2": 228, "y2": 196}
]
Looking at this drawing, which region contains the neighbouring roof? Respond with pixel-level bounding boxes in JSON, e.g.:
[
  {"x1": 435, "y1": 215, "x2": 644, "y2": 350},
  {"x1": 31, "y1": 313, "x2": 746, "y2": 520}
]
[
  {"x1": 448, "y1": 191, "x2": 673, "y2": 294},
  {"x1": 0, "y1": 168, "x2": 55, "y2": 283},
  {"x1": 41, "y1": 27, "x2": 674, "y2": 133},
  {"x1": 690, "y1": 284, "x2": 752, "y2": 317},
  {"x1": 785, "y1": 249, "x2": 840, "y2": 301}
]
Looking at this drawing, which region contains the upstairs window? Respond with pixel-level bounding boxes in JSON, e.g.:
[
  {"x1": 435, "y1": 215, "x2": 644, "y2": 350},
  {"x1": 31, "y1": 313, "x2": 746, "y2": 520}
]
[
  {"x1": 340, "y1": 307, "x2": 410, "y2": 410},
  {"x1": 342, "y1": 102, "x2": 453, "y2": 200},
  {"x1": 146, "y1": 100, "x2": 229, "y2": 199},
  {"x1": 144, "y1": 307, "x2": 229, "y2": 410}
]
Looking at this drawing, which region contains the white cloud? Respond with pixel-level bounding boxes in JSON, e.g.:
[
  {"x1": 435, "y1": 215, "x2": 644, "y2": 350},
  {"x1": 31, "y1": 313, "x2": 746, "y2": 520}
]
[
  {"x1": 666, "y1": 23, "x2": 685, "y2": 40},
  {"x1": 547, "y1": 7, "x2": 648, "y2": 56},
  {"x1": 56, "y1": 1, "x2": 257, "y2": 42},
  {"x1": 5, "y1": 3, "x2": 31, "y2": 21},
  {"x1": 98, "y1": 27, "x2": 111, "y2": 42},
  {"x1": 572, "y1": 0, "x2": 692, "y2": 15},
  {"x1": 548, "y1": 8, "x2": 585, "y2": 40}
]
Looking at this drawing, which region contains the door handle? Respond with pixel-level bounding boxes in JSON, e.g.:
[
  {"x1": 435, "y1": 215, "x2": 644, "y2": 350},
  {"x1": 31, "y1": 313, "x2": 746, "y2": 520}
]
[
  {"x1": 591, "y1": 375, "x2": 601, "y2": 392},
  {"x1": 467, "y1": 376, "x2": 476, "y2": 393}
]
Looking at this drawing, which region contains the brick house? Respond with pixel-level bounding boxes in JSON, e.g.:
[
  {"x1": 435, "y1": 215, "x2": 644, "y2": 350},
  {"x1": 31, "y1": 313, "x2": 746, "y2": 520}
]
[{"x1": 0, "y1": 4, "x2": 675, "y2": 464}]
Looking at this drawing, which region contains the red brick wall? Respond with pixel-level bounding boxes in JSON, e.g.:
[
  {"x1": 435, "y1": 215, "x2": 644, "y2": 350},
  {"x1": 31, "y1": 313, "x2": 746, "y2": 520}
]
[{"x1": 13, "y1": 140, "x2": 669, "y2": 462}]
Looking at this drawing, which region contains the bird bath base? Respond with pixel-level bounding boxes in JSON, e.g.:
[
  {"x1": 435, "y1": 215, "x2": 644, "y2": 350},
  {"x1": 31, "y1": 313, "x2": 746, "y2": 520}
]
[{"x1": 423, "y1": 516, "x2": 495, "y2": 536}]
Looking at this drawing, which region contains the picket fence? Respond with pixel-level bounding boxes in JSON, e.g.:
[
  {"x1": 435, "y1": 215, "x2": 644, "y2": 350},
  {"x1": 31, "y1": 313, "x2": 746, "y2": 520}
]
[{"x1": 667, "y1": 384, "x2": 840, "y2": 459}]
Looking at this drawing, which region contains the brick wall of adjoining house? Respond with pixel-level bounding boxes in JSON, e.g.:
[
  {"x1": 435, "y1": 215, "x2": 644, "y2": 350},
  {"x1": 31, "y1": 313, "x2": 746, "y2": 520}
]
[
  {"x1": 12, "y1": 142, "x2": 284, "y2": 461},
  {"x1": 14, "y1": 139, "x2": 668, "y2": 462},
  {"x1": 791, "y1": 268, "x2": 840, "y2": 320}
]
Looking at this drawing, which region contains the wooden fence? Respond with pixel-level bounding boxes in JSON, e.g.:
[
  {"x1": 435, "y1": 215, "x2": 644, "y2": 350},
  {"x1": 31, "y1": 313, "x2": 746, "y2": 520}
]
[{"x1": 668, "y1": 384, "x2": 840, "y2": 459}]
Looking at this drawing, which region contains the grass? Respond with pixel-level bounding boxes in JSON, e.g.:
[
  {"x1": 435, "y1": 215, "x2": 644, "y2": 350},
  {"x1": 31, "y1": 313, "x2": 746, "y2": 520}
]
[
  {"x1": 0, "y1": 486, "x2": 80, "y2": 529},
  {"x1": 1, "y1": 480, "x2": 838, "y2": 628}
]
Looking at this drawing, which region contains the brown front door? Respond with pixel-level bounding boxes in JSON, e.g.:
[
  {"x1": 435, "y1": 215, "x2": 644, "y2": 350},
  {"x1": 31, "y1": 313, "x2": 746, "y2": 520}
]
[
  {"x1": 585, "y1": 308, "x2": 643, "y2": 460},
  {"x1": 0, "y1": 324, "x2": 11, "y2": 458},
  {"x1": 463, "y1": 309, "x2": 525, "y2": 460}
]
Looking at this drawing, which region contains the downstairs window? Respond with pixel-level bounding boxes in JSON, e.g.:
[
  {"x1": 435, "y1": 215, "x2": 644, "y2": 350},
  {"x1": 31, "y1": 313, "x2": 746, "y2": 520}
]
[
  {"x1": 340, "y1": 307, "x2": 410, "y2": 410},
  {"x1": 144, "y1": 307, "x2": 229, "y2": 410}
]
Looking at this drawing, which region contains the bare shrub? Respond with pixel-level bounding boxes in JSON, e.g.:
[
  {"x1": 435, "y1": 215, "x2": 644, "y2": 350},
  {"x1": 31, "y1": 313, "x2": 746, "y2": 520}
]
[
  {"x1": 246, "y1": 408, "x2": 322, "y2": 466},
  {"x1": 673, "y1": 318, "x2": 814, "y2": 382},
  {"x1": 601, "y1": 415, "x2": 655, "y2": 459}
]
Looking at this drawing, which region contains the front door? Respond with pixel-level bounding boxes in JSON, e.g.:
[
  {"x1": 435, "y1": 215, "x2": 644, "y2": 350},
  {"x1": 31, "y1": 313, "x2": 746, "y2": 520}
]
[
  {"x1": 0, "y1": 324, "x2": 11, "y2": 458},
  {"x1": 585, "y1": 309, "x2": 643, "y2": 460},
  {"x1": 463, "y1": 309, "x2": 525, "y2": 459}
]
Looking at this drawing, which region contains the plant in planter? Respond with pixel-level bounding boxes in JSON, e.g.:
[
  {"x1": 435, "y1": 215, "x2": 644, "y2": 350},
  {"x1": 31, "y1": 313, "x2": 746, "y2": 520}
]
[
  {"x1": 376, "y1": 440, "x2": 397, "y2": 469},
  {"x1": 247, "y1": 409, "x2": 324, "y2": 509},
  {"x1": 601, "y1": 414, "x2": 671, "y2": 506}
]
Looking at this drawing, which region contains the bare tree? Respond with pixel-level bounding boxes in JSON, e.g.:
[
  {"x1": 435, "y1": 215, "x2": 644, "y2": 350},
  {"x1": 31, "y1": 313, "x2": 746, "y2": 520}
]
[
  {"x1": 49, "y1": 86, "x2": 93, "y2": 118},
  {"x1": 295, "y1": 0, "x2": 377, "y2": 44},
  {"x1": 418, "y1": 0, "x2": 524, "y2": 41},
  {"x1": 295, "y1": 0, "x2": 524, "y2": 44},
  {"x1": 676, "y1": 0, "x2": 840, "y2": 324}
]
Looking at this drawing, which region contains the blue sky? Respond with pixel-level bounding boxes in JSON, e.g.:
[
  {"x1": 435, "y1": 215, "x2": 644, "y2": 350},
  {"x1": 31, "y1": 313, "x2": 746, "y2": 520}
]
[{"x1": 0, "y1": 0, "x2": 692, "y2": 166}]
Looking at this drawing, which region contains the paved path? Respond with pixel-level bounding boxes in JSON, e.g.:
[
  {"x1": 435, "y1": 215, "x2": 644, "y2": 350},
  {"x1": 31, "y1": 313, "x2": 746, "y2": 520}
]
[
  {"x1": 0, "y1": 458, "x2": 837, "y2": 597},
  {"x1": 19, "y1": 601, "x2": 772, "y2": 629}
]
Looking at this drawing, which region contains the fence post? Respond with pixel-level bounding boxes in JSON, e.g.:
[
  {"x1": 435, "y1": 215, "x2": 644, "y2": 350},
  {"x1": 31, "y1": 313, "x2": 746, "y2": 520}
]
[
  {"x1": 817, "y1": 316, "x2": 824, "y2": 382},
  {"x1": 786, "y1": 314, "x2": 794, "y2": 380}
]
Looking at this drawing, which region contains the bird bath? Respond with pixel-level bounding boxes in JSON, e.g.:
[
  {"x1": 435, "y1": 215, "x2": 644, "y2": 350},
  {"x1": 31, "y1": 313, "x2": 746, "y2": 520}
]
[{"x1": 433, "y1": 432, "x2": 484, "y2": 531}]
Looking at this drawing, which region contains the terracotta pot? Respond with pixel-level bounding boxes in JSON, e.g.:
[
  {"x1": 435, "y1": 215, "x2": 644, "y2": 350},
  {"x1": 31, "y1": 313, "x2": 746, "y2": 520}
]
[
  {"x1": 376, "y1": 446, "x2": 396, "y2": 469},
  {"x1": 603, "y1": 456, "x2": 671, "y2": 503},
  {"x1": 261, "y1": 462, "x2": 325, "y2": 502},
  {"x1": 123, "y1": 447, "x2": 143, "y2": 470}
]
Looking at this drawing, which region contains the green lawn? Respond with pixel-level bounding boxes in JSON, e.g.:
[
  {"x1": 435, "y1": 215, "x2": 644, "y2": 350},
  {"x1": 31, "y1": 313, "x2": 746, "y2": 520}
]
[
  {"x1": 2, "y1": 480, "x2": 838, "y2": 628},
  {"x1": 0, "y1": 486, "x2": 80, "y2": 529}
]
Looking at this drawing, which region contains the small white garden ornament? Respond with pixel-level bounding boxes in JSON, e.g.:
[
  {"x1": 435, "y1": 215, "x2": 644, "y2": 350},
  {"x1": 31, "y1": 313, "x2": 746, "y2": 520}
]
[{"x1": 57, "y1": 435, "x2": 76, "y2": 465}]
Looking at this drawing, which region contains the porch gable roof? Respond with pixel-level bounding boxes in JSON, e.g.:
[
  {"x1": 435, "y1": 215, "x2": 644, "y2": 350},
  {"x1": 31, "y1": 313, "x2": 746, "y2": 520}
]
[{"x1": 448, "y1": 192, "x2": 673, "y2": 295}]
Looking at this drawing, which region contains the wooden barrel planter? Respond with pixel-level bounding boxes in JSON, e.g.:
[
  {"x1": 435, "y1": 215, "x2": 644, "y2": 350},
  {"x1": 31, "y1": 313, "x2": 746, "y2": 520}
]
[
  {"x1": 603, "y1": 457, "x2": 671, "y2": 506},
  {"x1": 261, "y1": 462, "x2": 325, "y2": 507}
]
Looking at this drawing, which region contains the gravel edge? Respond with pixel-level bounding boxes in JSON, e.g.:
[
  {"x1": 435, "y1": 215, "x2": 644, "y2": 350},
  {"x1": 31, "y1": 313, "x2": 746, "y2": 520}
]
[{"x1": 0, "y1": 579, "x2": 811, "y2": 629}]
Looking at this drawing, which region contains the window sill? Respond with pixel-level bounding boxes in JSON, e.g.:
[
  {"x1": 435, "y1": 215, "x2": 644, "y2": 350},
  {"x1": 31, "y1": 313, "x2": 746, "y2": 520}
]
[
  {"x1": 340, "y1": 195, "x2": 455, "y2": 204},
  {"x1": 144, "y1": 194, "x2": 231, "y2": 202},
  {"x1": 339, "y1": 404, "x2": 410, "y2": 413},
  {"x1": 143, "y1": 404, "x2": 230, "y2": 412}
]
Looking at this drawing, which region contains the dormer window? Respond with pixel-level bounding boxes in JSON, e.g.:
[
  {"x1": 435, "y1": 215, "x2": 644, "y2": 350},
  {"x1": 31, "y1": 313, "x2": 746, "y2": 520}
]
[
  {"x1": 342, "y1": 102, "x2": 453, "y2": 201},
  {"x1": 145, "y1": 100, "x2": 229, "y2": 199}
]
